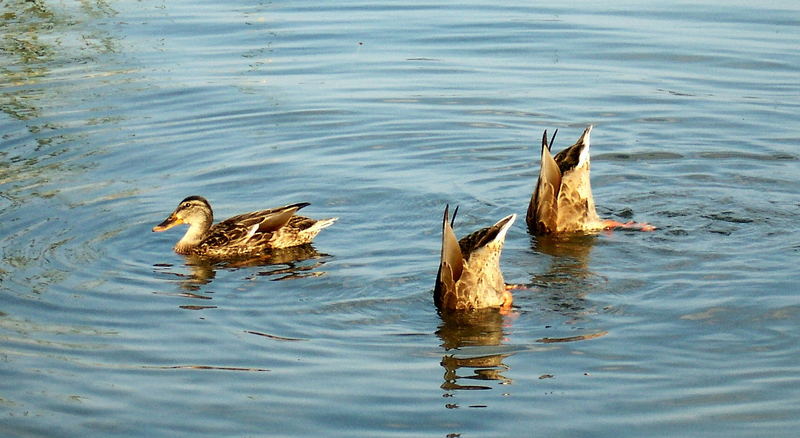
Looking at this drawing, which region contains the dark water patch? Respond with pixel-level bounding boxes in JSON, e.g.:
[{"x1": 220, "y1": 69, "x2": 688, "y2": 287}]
[
  {"x1": 145, "y1": 364, "x2": 269, "y2": 372},
  {"x1": 244, "y1": 330, "x2": 306, "y2": 342},
  {"x1": 702, "y1": 212, "x2": 755, "y2": 224},
  {"x1": 179, "y1": 305, "x2": 217, "y2": 310},
  {"x1": 697, "y1": 151, "x2": 799, "y2": 161},
  {"x1": 594, "y1": 151, "x2": 684, "y2": 161},
  {"x1": 537, "y1": 331, "x2": 608, "y2": 343}
]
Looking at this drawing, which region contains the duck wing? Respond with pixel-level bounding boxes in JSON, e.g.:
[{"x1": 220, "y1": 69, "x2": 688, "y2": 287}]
[
  {"x1": 203, "y1": 202, "x2": 310, "y2": 248},
  {"x1": 458, "y1": 213, "x2": 516, "y2": 260},
  {"x1": 435, "y1": 205, "x2": 464, "y2": 309},
  {"x1": 527, "y1": 130, "x2": 561, "y2": 234},
  {"x1": 552, "y1": 125, "x2": 591, "y2": 174}
]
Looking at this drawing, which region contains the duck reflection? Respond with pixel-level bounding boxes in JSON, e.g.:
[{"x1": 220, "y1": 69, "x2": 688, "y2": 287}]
[
  {"x1": 154, "y1": 244, "x2": 329, "y2": 293},
  {"x1": 529, "y1": 233, "x2": 601, "y2": 317},
  {"x1": 436, "y1": 309, "x2": 513, "y2": 391}
]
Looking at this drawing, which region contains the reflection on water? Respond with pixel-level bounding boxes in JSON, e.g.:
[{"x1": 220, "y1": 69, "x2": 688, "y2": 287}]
[
  {"x1": 1, "y1": 0, "x2": 119, "y2": 123},
  {"x1": 0, "y1": 0, "x2": 127, "y2": 294},
  {"x1": 437, "y1": 309, "x2": 513, "y2": 394},
  {"x1": 1, "y1": 0, "x2": 798, "y2": 435},
  {"x1": 532, "y1": 233, "x2": 597, "y2": 283},
  {"x1": 529, "y1": 234, "x2": 602, "y2": 319},
  {"x1": 153, "y1": 244, "x2": 330, "y2": 295}
]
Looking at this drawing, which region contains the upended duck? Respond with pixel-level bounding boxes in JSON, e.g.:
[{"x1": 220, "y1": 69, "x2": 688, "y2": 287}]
[
  {"x1": 435, "y1": 205, "x2": 516, "y2": 311},
  {"x1": 152, "y1": 196, "x2": 336, "y2": 257},
  {"x1": 527, "y1": 125, "x2": 654, "y2": 234}
]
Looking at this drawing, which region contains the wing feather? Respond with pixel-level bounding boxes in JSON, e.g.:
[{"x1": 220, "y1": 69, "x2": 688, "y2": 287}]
[
  {"x1": 440, "y1": 205, "x2": 463, "y2": 282},
  {"x1": 435, "y1": 205, "x2": 464, "y2": 309},
  {"x1": 527, "y1": 130, "x2": 561, "y2": 233}
]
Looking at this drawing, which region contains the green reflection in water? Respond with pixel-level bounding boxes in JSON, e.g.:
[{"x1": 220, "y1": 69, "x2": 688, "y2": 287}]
[
  {"x1": 1, "y1": 0, "x2": 120, "y2": 122},
  {"x1": 0, "y1": 0, "x2": 128, "y2": 202},
  {"x1": 0, "y1": 1, "x2": 128, "y2": 287}
]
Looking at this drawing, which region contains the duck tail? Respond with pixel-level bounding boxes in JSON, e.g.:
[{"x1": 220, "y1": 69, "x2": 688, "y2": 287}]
[{"x1": 315, "y1": 217, "x2": 338, "y2": 229}]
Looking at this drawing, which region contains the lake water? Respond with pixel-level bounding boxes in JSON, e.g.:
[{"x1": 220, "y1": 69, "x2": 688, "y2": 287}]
[{"x1": 2, "y1": 0, "x2": 799, "y2": 436}]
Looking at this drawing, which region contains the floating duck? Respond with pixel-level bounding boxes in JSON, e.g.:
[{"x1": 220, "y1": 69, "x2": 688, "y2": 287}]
[
  {"x1": 153, "y1": 196, "x2": 336, "y2": 257},
  {"x1": 435, "y1": 205, "x2": 516, "y2": 311},
  {"x1": 527, "y1": 126, "x2": 654, "y2": 234}
]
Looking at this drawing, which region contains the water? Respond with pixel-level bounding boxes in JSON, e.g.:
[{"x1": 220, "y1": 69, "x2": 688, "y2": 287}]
[{"x1": 1, "y1": 0, "x2": 799, "y2": 436}]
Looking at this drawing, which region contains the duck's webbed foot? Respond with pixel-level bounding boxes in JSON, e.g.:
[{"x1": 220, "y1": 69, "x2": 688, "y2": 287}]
[{"x1": 602, "y1": 219, "x2": 656, "y2": 232}]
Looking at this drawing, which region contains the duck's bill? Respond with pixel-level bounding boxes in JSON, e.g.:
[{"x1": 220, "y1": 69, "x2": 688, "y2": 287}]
[{"x1": 152, "y1": 215, "x2": 182, "y2": 232}]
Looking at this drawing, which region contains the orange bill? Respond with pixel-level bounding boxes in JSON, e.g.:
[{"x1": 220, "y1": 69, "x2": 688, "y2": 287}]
[{"x1": 152, "y1": 214, "x2": 183, "y2": 232}]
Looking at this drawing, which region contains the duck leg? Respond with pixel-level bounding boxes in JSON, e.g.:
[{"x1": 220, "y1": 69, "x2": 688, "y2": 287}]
[{"x1": 601, "y1": 219, "x2": 656, "y2": 232}]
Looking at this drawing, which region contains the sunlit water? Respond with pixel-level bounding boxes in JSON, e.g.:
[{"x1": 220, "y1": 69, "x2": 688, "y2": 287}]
[{"x1": 2, "y1": 0, "x2": 799, "y2": 436}]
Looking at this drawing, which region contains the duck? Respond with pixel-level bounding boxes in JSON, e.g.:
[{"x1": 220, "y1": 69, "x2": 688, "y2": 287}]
[
  {"x1": 526, "y1": 125, "x2": 654, "y2": 234},
  {"x1": 435, "y1": 205, "x2": 516, "y2": 311},
  {"x1": 152, "y1": 196, "x2": 337, "y2": 257}
]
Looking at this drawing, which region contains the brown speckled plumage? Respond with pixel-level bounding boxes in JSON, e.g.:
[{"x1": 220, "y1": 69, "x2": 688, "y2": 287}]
[
  {"x1": 527, "y1": 125, "x2": 604, "y2": 234},
  {"x1": 153, "y1": 196, "x2": 336, "y2": 257},
  {"x1": 434, "y1": 205, "x2": 516, "y2": 311}
]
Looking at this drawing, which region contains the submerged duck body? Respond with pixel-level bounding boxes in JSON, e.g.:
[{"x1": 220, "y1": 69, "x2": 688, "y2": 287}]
[
  {"x1": 435, "y1": 205, "x2": 516, "y2": 311},
  {"x1": 153, "y1": 196, "x2": 336, "y2": 257},
  {"x1": 527, "y1": 126, "x2": 654, "y2": 234}
]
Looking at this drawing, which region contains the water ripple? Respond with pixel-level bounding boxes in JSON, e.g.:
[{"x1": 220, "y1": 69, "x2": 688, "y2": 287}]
[{"x1": 2, "y1": 0, "x2": 799, "y2": 436}]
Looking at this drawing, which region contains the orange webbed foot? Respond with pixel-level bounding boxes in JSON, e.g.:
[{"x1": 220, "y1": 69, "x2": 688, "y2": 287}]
[
  {"x1": 499, "y1": 287, "x2": 515, "y2": 314},
  {"x1": 602, "y1": 219, "x2": 656, "y2": 232}
]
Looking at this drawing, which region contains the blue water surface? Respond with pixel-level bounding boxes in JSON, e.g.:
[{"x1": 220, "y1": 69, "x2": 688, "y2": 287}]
[{"x1": 1, "y1": 0, "x2": 799, "y2": 436}]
